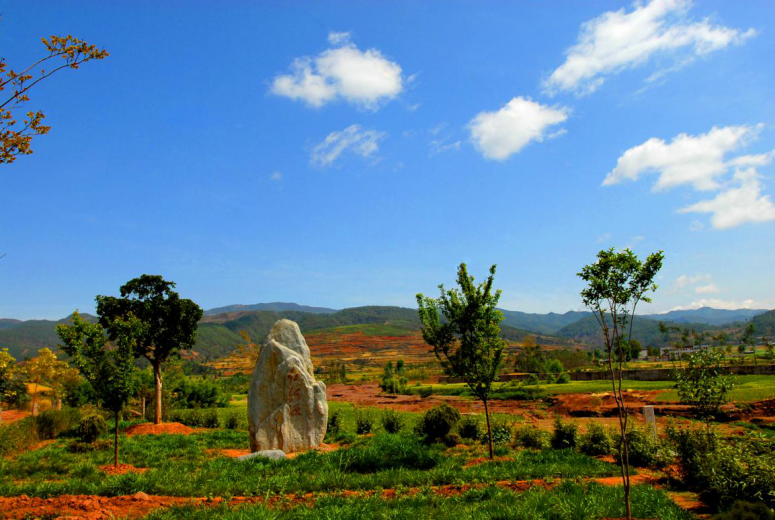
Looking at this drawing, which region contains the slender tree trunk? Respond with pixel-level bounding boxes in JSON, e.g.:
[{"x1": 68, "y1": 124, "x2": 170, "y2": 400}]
[
  {"x1": 0, "y1": 404, "x2": 4, "y2": 424},
  {"x1": 56, "y1": 395, "x2": 62, "y2": 410},
  {"x1": 483, "y1": 398, "x2": 494, "y2": 460},
  {"x1": 114, "y1": 410, "x2": 120, "y2": 468},
  {"x1": 31, "y1": 383, "x2": 39, "y2": 416},
  {"x1": 141, "y1": 396, "x2": 146, "y2": 419},
  {"x1": 153, "y1": 360, "x2": 163, "y2": 425}
]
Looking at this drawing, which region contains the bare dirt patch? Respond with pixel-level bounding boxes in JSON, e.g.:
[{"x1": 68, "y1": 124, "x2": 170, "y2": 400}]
[
  {"x1": 99, "y1": 464, "x2": 149, "y2": 475},
  {"x1": 124, "y1": 422, "x2": 196, "y2": 436},
  {"x1": 0, "y1": 494, "x2": 198, "y2": 519},
  {"x1": 0, "y1": 409, "x2": 30, "y2": 424}
]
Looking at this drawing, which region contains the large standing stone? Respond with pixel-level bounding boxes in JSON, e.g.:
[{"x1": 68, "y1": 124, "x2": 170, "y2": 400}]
[{"x1": 247, "y1": 319, "x2": 328, "y2": 453}]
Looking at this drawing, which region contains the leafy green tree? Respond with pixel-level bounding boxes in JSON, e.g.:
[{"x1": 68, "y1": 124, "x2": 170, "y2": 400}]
[
  {"x1": 1, "y1": 34, "x2": 108, "y2": 164},
  {"x1": 0, "y1": 348, "x2": 27, "y2": 422},
  {"x1": 675, "y1": 349, "x2": 734, "y2": 423},
  {"x1": 577, "y1": 248, "x2": 664, "y2": 520},
  {"x1": 57, "y1": 311, "x2": 141, "y2": 467},
  {"x1": 626, "y1": 339, "x2": 643, "y2": 361},
  {"x1": 742, "y1": 323, "x2": 757, "y2": 365},
  {"x1": 417, "y1": 263, "x2": 506, "y2": 459},
  {"x1": 380, "y1": 360, "x2": 407, "y2": 394},
  {"x1": 24, "y1": 347, "x2": 72, "y2": 415},
  {"x1": 96, "y1": 275, "x2": 203, "y2": 424}
]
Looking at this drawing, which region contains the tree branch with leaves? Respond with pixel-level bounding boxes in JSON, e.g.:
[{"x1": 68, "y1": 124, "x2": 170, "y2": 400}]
[{"x1": 1, "y1": 34, "x2": 108, "y2": 164}]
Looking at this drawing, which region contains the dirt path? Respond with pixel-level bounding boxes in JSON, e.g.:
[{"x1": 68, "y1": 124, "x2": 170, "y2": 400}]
[{"x1": 0, "y1": 410, "x2": 29, "y2": 424}]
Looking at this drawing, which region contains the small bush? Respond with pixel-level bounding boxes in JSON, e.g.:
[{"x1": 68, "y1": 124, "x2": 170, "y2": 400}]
[
  {"x1": 416, "y1": 404, "x2": 460, "y2": 442},
  {"x1": 355, "y1": 410, "x2": 375, "y2": 435},
  {"x1": 580, "y1": 422, "x2": 612, "y2": 456},
  {"x1": 551, "y1": 416, "x2": 578, "y2": 450},
  {"x1": 67, "y1": 441, "x2": 96, "y2": 453},
  {"x1": 441, "y1": 432, "x2": 462, "y2": 447},
  {"x1": 614, "y1": 426, "x2": 668, "y2": 468},
  {"x1": 514, "y1": 425, "x2": 550, "y2": 450},
  {"x1": 555, "y1": 372, "x2": 571, "y2": 384},
  {"x1": 77, "y1": 414, "x2": 107, "y2": 444},
  {"x1": 380, "y1": 409, "x2": 405, "y2": 434},
  {"x1": 224, "y1": 411, "x2": 242, "y2": 430},
  {"x1": 457, "y1": 415, "x2": 481, "y2": 441},
  {"x1": 665, "y1": 423, "x2": 720, "y2": 483},
  {"x1": 35, "y1": 408, "x2": 81, "y2": 439},
  {"x1": 712, "y1": 500, "x2": 775, "y2": 520},
  {"x1": 0, "y1": 417, "x2": 40, "y2": 456},
  {"x1": 489, "y1": 418, "x2": 513, "y2": 445},
  {"x1": 203, "y1": 408, "x2": 220, "y2": 429},
  {"x1": 327, "y1": 410, "x2": 343, "y2": 435},
  {"x1": 419, "y1": 386, "x2": 434, "y2": 398}
]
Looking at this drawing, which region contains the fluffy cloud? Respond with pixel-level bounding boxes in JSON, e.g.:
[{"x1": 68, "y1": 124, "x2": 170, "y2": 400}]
[
  {"x1": 545, "y1": 0, "x2": 755, "y2": 95},
  {"x1": 469, "y1": 97, "x2": 569, "y2": 160},
  {"x1": 271, "y1": 32, "x2": 403, "y2": 110},
  {"x1": 311, "y1": 124, "x2": 385, "y2": 166},
  {"x1": 679, "y1": 168, "x2": 775, "y2": 229},
  {"x1": 671, "y1": 298, "x2": 758, "y2": 311},
  {"x1": 604, "y1": 125, "x2": 761, "y2": 191},
  {"x1": 270, "y1": 171, "x2": 282, "y2": 182},
  {"x1": 605, "y1": 125, "x2": 775, "y2": 229}
]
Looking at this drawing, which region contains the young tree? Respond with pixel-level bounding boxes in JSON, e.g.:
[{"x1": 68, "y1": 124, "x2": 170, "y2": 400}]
[
  {"x1": 96, "y1": 275, "x2": 203, "y2": 424},
  {"x1": 577, "y1": 248, "x2": 664, "y2": 520},
  {"x1": 235, "y1": 329, "x2": 261, "y2": 366},
  {"x1": 1, "y1": 34, "x2": 108, "y2": 164},
  {"x1": 743, "y1": 323, "x2": 757, "y2": 365},
  {"x1": 417, "y1": 263, "x2": 506, "y2": 459},
  {"x1": 675, "y1": 349, "x2": 734, "y2": 423},
  {"x1": 57, "y1": 311, "x2": 140, "y2": 467},
  {"x1": 24, "y1": 348, "x2": 71, "y2": 415},
  {"x1": 0, "y1": 348, "x2": 26, "y2": 423}
]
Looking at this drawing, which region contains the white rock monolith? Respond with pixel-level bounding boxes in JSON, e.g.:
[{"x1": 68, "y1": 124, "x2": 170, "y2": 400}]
[{"x1": 247, "y1": 319, "x2": 328, "y2": 453}]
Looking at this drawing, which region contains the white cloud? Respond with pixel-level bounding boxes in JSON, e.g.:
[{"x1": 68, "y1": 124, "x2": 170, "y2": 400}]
[
  {"x1": 271, "y1": 35, "x2": 403, "y2": 110},
  {"x1": 311, "y1": 124, "x2": 385, "y2": 167},
  {"x1": 694, "y1": 284, "x2": 719, "y2": 294},
  {"x1": 671, "y1": 298, "x2": 758, "y2": 311},
  {"x1": 545, "y1": 0, "x2": 755, "y2": 95},
  {"x1": 469, "y1": 97, "x2": 569, "y2": 160},
  {"x1": 673, "y1": 273, "x2": 710, "y2": 291},
  {"x1": 430, "y1": 139, "x2": 461, "y2": 156},
  {"x1": 604, "y1": 125, "x2": 775, "y2": 230},
  {"x1": 327, "y1": 31, "x2": 351, "y2": 46},
  {"x1": 679, "y1": 167, "x2": 775, "y2": 229},
  {"x1": 270, "y1": 171, "x2": 282, "y2": 182},
  {"x1": 604, "y1": 125, "x2": 761, "y2": 191}
]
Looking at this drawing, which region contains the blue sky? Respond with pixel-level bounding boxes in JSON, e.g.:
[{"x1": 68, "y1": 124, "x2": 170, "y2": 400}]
[{"x1": 2, "y1": 1, "x2": 774, "y2": 320}]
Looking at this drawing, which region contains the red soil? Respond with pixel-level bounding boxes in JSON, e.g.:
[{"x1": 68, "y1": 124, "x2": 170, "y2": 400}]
[
  {"x1": 0, "y1": 409, "x2": 29, "y2": 424},
  {"x1": 0, "y1": 494, "x2": 199, "y2": 519},
  {"x1": 124, "y1": 422, "x2": 196, "y2": 436},
  {"x1": 99, "y1": 464, "x2": 149, "y2": 475}
]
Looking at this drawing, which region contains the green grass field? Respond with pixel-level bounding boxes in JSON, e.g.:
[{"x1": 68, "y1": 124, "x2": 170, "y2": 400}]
[
  {"x1": 306, "y1": 323, "x2": 417, "y2": 336},
  {"x1": 412, "y1": 375, "x2": 775, "y2": 403}
]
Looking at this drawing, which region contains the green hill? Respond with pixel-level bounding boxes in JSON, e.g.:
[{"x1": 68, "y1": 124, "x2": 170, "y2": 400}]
[
  {"x1": 0, "y1": 314, "x2": 99, "y2": 359},
  {"x1": 752, "y1": 309, "x2": 775, "y2": 336},
  {"x1": 555, "y1": 314, "x2": 720, "y2": 347}
]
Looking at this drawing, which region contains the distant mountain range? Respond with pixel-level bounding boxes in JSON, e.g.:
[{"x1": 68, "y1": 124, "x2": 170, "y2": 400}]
[
  {"x1": 0, "y1": 304, "x2": 769, "y2": 360},
  {"x1": 203, "y1": 302, "x2": 337, "y2": 316}
]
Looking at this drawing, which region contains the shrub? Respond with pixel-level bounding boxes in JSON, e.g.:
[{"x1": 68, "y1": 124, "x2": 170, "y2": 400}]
[
  {"x1": 35, "y1": 408, "x2": 81, "y2": 439},
  {"x1": 0, "y1": 417, "x2": 40, "y2": 456},
  {"x1": 713, "y1": 500, "x2": 775, "y2": 520},
  {"x1": 667, "y1": 424, "x2": 775, "y2": 509},
  {"x1": 380, "y1": 409, "x2": 405, "y2": 434},
  {"x1": 327, "y1": 409, "x2": 343, "y2": 435},
  {"x1": 419, "y1": 386, "x2": 434, "y2": 398},
  {"x1": 614, "y1": 426, "x2": 668, "y2": 469},
  {"x1": 489, "y1": 418, "x2": 513, "y2": 445},
  {"x1": 580, "y1": 422, "x2": 612, "y2": 456},
  {"x1": 441, "y1": 432, "x2": 462, "y2": 447},
  {"x1": 203, "y1": 408, "x2": 220, "y2": 429},
  {"x1": 551, "y1": 416, "x2": 578, "y2": 450},
  {"x1": 514, "y1": 425, "x2": 550, "y2": 450},
  {"x1": 555, "y1": 372, "x2": 571, "y2": 384},
  {"x1": 417, "y1": 404, "x2": 460, "y2": 442},
  {"x1": 77, "y1": 414, "x2": 107, "y2": 443},
  {"x1": 224, "y1": 410, "x2": 242, "y2": 430},
  {"x1": 457, "y1": 415, "x2": 481, "y2": 441},
  {"x1": 355, "y1": 410, "x2": 375, "y2": 435},
  {"x1": 172, "y1": 377, "x2": 231, "y2": 409}
]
